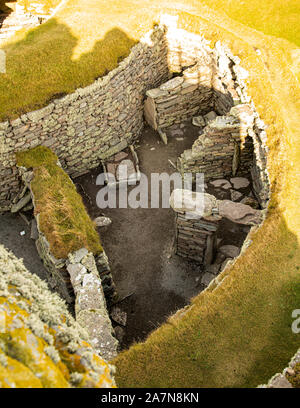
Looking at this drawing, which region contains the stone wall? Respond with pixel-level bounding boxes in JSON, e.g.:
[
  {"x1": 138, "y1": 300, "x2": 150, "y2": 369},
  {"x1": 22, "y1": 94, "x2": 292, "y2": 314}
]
[
  {"x1": 0, "y1": 25, "x2": 170, "y2": 210},
  {"x1": 170, "y1": 189, "x2": 263, "y2": 265}
]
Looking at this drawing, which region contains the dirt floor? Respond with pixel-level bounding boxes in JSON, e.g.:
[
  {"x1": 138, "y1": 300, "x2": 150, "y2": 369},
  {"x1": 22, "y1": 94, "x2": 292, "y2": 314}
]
[
  {"x1": 76, "y1": 123, "x2": 204, "y2": 349},
  {"x1": 0, "y1": 212, "x2": 47, "y2": 281}
]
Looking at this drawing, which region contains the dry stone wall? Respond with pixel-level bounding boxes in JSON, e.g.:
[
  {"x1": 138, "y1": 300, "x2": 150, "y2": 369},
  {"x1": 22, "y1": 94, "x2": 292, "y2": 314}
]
[
  {"x1": 0, "y1": 26, "x2": 170, "y2": 210},
  {"x1": 170, "y1": 189, "x2": 263, "y2": 265}
]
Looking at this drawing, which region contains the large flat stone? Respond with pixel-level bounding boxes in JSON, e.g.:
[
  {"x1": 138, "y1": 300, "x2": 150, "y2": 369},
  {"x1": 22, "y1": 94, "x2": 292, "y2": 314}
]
[
  {"x1": 218, "y1": 200, "x2": 262, "y2": 225},
  {"x1": 230, "y1": 177, "x2": 250, "y2": 189}
]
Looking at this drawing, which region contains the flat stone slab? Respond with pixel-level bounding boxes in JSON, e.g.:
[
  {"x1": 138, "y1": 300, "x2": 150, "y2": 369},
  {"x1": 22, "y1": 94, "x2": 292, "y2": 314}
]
[
  {"x1": 210, "y1": 179, "x2": 232, "y2": 190},
  {"x1": 170, "y1": 190, "x2": 217, "y2": 218},
  {"x1": 113, "y1": 151, "x2": 128, "y2": 162},
  {"x1": 230, "y1": 177, "x2": 250, "y2": 189},
  {"x1": 219, "y1": 245, "x2": 240, "y2": 258},
  {"x1": 116, "y1": 159, "x2": 136, "y2": 181},
  {"x1": 30, "y1": 219, "x2": 39, "y2": 240},
  {"x1": 11, "y1": 192, "x2": 31, "y2": 213},
  {"x1": 69, "y1": 248, "x2": 89, "y2": 263},
  {"x1": 67, "y1": 263, "x2": 87, "y2": 288}
]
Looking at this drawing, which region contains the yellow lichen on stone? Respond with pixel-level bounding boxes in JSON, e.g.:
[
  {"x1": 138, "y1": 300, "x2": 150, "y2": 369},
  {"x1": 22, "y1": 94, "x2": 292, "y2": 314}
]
[{"x1": 0, "y1": 245, "x2": 116, "y2": 388}]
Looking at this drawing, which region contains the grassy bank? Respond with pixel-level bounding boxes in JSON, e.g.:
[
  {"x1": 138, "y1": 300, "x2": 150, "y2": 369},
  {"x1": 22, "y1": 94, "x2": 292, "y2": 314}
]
[
  {"x1": 16, "y1": 146, "x2": 102, "y2": 259},
  {"x1": 0, "y1": 0, "x2": 299, "y2": 121}
]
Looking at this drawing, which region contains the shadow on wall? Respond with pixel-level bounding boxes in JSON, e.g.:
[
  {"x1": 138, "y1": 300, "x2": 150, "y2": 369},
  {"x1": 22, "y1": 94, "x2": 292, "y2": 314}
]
[{"x1": 0, "y1": 17, "x2": 139, "y2": 118}]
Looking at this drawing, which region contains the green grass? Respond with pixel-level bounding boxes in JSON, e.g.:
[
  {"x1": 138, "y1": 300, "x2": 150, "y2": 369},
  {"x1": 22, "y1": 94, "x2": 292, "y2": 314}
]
[{"x1": 16, "y1": 146, "x2": 102, "y2": 259}]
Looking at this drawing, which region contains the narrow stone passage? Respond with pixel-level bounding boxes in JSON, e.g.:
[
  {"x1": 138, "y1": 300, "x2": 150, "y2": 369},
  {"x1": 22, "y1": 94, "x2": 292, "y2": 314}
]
[{"x1": 76, "y1": 124, "x2": 202, "y2": 349}]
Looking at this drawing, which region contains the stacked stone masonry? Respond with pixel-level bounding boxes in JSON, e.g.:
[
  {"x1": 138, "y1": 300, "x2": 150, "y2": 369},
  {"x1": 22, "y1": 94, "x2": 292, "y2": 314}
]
[
  {"x1": 0, "y1": 25, "x2": 170, "y2": 210},
  {"x1": 0, "y1": 19, "x2": 269, "y2": 211},
  {"x1": 177, "y1": 104, "x2": 269, "y2": 208},
  {"x1": 170, "y1": 189, "x2": 263, "y2": 265}
]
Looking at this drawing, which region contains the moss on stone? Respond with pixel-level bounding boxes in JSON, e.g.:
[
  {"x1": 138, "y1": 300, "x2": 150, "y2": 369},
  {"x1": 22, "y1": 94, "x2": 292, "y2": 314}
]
[{"x1": 286, "y1": 363, "x2": 300, "y2": 388}]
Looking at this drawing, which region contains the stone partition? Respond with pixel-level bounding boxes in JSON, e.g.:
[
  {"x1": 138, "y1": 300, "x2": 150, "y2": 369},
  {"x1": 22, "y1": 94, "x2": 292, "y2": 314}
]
[{"x1": 144, "y1": 63, "x2": 214, "y2": 130}]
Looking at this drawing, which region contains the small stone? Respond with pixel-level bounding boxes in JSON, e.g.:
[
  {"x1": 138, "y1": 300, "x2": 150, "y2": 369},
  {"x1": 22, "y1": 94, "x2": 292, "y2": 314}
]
[
  {"x1": 230, "y1": 189, "x2": 243, "y2": 202},
  {"x1": 210, "y1": 179, "x2": 232, "y2": 190},
  {"x1": 107, "y1": 162, "x2": 116, "y2": 175},
  {"x1": 30, "y1": 219, "x2": 39, "y2": 240},
  {"x1": 150, "y1": 147, "x2": 155, "y2": 151},
  {"x1": 201, "y1": 272, "x2": 215, "y2": 286},
  {"x1": 168, "y1": 128, "x2": 183, "y2": 137},
  {"x1": 220, "y1": 258, "x2": 232, "y2": 271},
  {"x1": 110, "y1": 306, "x2": 127, "y2": 326},
  {"x1": 241, "y1": 196, "x2": 259, "y2": 209},
  {"x1": 219, "y1": 245, "x2": 240, "y2": 258},
  {"x1": 285, "y1": 367, "x2": 295, "y2": 376},
  {"x1": 158, "y1": 128, "x2": 167, "y2": 145},
  {"x1": 192, "y1": 116, "x2": 205, "y2": 127},
  {"x1": 230, "y1": 177, "x2": 250, "y2": 189},
  {"x1": 113, "y1": 151, "x2": 128, "y2": 162},
  {"x1": 70, "y1": 248, "x2": 89, "y2": 263},
  {"x1": 205, "y1": 263, "x2": 220, "y2": 275}
]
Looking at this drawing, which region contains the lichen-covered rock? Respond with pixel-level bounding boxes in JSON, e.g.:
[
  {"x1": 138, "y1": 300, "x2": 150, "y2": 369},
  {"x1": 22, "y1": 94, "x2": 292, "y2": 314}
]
[{"x1": 0, "y1": 245, "x2": 116, "y2": 388}]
